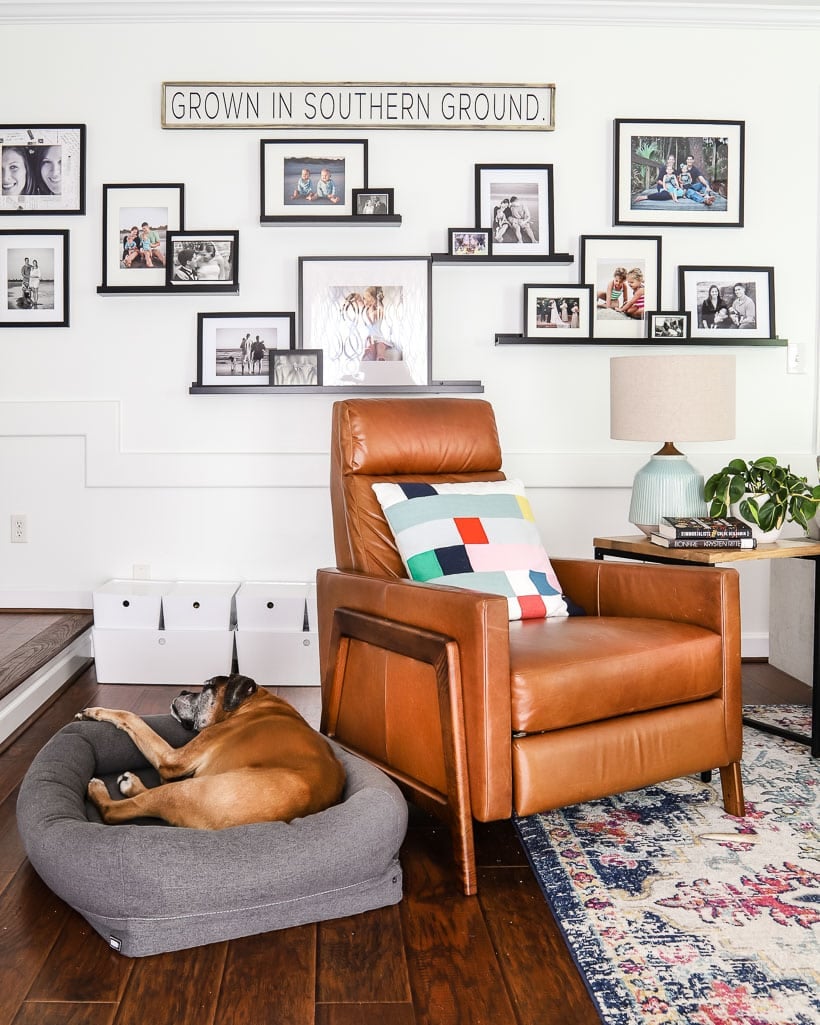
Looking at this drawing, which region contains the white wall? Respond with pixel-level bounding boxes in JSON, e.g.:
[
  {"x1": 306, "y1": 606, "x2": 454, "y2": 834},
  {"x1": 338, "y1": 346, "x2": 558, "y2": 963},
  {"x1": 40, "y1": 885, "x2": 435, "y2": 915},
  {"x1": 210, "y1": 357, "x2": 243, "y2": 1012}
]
[{"x1": 1, "y1": 7, "x2": 818, "y2": 656}]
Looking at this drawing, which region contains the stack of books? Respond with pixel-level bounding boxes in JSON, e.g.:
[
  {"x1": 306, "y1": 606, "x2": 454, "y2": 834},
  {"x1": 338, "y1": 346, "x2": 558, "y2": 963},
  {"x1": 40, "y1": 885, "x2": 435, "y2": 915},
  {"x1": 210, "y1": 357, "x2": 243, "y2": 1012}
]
[{"x1": 650, "y1": 516, "x2": 757, "y2": 550}]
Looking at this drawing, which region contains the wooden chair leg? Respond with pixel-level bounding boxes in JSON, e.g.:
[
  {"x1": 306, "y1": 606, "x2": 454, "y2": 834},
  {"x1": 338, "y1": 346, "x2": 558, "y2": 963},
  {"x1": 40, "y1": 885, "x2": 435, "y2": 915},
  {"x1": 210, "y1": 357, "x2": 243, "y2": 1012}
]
[
  {"x1": 719, "y1": 760, "x2": 745, "y2": 817},
  {"x1": 323, "y1": 607, "x2": 477, "y2": 896}
]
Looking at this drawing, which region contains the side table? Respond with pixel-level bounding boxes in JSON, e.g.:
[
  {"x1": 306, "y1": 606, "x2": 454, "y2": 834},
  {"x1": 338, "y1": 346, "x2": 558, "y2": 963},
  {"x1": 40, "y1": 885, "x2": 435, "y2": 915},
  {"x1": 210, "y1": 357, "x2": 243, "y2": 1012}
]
[{"x1": 593, "y1": 534, "x2": 820, "y2": 758}]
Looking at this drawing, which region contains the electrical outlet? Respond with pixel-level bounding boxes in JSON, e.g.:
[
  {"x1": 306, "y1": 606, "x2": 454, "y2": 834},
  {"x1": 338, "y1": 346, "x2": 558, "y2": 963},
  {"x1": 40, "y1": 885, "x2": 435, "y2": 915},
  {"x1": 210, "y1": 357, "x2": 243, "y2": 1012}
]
[
  {"x1": 11, "y1": 513, "x2": 27, "y2": 543},
  {"x1": 787, "y1": 341, "x2": 807, "y2": 374}
]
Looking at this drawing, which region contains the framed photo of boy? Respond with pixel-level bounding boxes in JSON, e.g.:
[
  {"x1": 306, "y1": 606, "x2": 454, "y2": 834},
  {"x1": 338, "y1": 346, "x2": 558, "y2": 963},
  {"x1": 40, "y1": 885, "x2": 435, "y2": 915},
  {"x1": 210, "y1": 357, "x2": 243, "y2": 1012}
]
[
  {"x1": 614, "y1": 119, "x2": 744, "y2": 227},
  {"x1": 298, "y1": 255, "x2": 431, "y2": 388},
  {"x1": 646, "y1": 310, "x2": 691, "y2": 340},
  {"x1": 195, "y1": 311, "x2": 294, "y2": 387},
  {"x1": 167, "y1": 231, "x2": 239, "y2": 292},
  {"x1": 99, "y1": 183, "x2": 184, "y2": 293},
  {"x1": 678, "y1": 266, "x2": 775, "y2": 340},
  {"x1": 580, "y1": 234, "x2": 661, "y2": 340},
  {"x1": 523, "y1": 283, "x2": 593, "y2": 339},
  {"x1": 352, "y1": 188, "x2": 393, "y2": 216},
  {"x1": 260, "y1": 139, "x2": 368, "y2": 221},
  {"x1": 0, "y1": 229, "x2": 69, "y2": 327},
  {"x1": 270, "y1": 349, "x2": 323, "y2": 387},
  {"x1": 448, "y1": 228, "x2": 492, "y2": 258},
  {"x1": 0, "y1": 125, "x2": 86, "y2": 215},
  {"x1": 475, "y1": 163, "x2": 554, "y2": 257}
]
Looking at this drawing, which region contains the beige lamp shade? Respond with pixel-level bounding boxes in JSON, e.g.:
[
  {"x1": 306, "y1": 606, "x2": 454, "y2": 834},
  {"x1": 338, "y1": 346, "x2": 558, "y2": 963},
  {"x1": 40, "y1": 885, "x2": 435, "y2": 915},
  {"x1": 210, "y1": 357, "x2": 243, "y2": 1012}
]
[{"x1": 610, "y1": 354, "x2": 736, "y2": 443}]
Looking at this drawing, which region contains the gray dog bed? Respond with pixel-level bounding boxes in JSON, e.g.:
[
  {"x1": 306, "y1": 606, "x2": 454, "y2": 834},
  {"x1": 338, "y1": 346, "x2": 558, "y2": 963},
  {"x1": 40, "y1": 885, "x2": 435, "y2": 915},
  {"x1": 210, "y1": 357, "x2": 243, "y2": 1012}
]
[{"x1": 17, "y1": 716, "x2": 407, "y2": 957}]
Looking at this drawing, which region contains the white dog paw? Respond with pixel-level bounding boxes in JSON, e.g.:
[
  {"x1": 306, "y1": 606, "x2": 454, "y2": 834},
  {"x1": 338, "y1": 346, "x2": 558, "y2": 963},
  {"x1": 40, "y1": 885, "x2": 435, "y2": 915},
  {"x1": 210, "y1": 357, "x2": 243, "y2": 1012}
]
[{"x1": 117, "y1": 772, "x2": 136, "y2": 795}]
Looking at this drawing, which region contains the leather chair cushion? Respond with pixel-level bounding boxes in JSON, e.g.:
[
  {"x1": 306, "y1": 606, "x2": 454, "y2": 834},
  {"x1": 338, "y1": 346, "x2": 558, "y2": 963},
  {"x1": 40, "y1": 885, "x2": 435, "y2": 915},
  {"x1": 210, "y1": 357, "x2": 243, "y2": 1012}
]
[{"x1": 509, "y1": 616, "x2": 723, "y2": 734}]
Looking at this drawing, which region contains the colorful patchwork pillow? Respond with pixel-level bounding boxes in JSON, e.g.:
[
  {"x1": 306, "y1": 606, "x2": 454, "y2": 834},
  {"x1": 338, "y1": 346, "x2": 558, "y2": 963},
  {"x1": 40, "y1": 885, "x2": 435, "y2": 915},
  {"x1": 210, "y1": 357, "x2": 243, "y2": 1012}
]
[{"x1": 371, "y1": 479, "x2": 568, "y2": 621}]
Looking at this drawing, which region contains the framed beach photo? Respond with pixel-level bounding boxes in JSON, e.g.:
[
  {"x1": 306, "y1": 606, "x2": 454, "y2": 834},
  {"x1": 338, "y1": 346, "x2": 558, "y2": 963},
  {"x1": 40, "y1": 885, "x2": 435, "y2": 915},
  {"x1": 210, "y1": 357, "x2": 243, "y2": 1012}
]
[
  {"x1": 270, "y1": 349, "x2": 323, "y2": 387},
  {"x1": 352, "y1": 188, "x2": 394, "y2": 216},
  {"x1": 614, "y1": 119, "x2": 744, "y2": 227},
  {"x1": 1, "y1": 229, "x2": 69, "y2": 327},
  {"x1": 99, "y1": 183, "x2": 184, "y2": 292},
  {"x1": 298, "y1": 255, "x2": 431, "y2": 388},
  {"x1": 475, "y1": 163, "x2": 554, "y2": 257},
  {"x1": 580, "y1": 234, "x2": 662, "y2": 340},
  {"x1": 646, "y1": 310, "x2": 691, "y2": 340},
  {"x1": 0, "y1": 125, "x2": 86, "y2": 215},
  {"x1": 678, "y1": 266, "x2": 775, "y2": 340},
  {"x1": 260, "y1": 138, "x2": 368, "y2": 221},
  {"x1": 167, "y1": 231, "x2": 238, "y2": 292},
  {"x1": 523, "y1": 283, "x2": 593, "y2": 340},
  {"x1": 196, "y1": 311, "x2": 294, "y2": 387},
  {"x1": 448, "y1": 227, "x2": 491, "y2": 258}
]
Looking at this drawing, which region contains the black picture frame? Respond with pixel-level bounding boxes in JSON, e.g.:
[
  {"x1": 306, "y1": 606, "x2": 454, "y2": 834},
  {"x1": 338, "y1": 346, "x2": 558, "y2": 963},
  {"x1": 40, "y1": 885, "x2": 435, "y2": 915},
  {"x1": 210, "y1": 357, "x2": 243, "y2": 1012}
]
[
  {"x1": 166, "y1": 231, "x2": 239, "y2": 292},
  {"x1": 269, "y1": 348, "x2": 323, "y2": 386},
  {"x1": 0, "y1": 228, "x2": 69, "y2": 327},
  {"x1": 448, "y1": 227, "x2": 492, "y2": 258},
  {"x1": 614, "y1": 118, "x2": 745, "y2": 227},
  {"x1": 522, "y1": 283, "x2": 593, "y2": 339},
  {"x1": 646, "y1": 310, "x2": 691, "y2": 340},
  {"x1": 352, "y1": 188, "x2": 394, "y2": 216},
  {"x1": 260, "y1": 138, "x2": 368, "y2": 222},
  {"x1": 0, "y1": 124, "x2": 86, "y2": 215},
  {"x1": 678, "y1": 265, "x2": 775, "y2": 340},
  {"x1": 580, "y1": 234, "x2": 662, "y2": 340},
  {"x1": 475, "y1": 163, "x2": 554, "y2": 257},
  {"x1": 98, "y1": 183, "x2": 185, "y2": 293},
  {"x1": 196, "y1": 311, "x2": 295, "y2": 387}
]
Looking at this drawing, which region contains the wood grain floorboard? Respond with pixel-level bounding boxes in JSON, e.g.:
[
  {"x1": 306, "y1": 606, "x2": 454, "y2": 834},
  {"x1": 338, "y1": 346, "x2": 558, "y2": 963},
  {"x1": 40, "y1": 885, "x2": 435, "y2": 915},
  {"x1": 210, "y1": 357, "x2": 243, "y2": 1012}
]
[
  {"x1": 11, "y1": 1003, "x2": 118, "y2": 1025},
  {"x1": 0, "y1": 612, "x2": 92, "y2": 701}
]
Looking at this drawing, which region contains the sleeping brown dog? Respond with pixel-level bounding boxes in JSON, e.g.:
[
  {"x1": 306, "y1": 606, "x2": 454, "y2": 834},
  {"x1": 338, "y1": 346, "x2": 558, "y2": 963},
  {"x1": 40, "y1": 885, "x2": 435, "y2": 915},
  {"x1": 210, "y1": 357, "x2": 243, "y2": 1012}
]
[{"x1": 76, "y1": 674, "x2": 346, "y2": 828}]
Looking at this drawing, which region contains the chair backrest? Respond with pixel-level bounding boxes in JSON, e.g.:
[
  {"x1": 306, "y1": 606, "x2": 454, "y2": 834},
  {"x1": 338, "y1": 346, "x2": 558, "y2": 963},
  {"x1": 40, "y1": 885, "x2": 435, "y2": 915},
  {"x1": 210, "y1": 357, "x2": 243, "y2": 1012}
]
[{"x1": 330, "y1": 397, "x2": 504, "y2": 576}]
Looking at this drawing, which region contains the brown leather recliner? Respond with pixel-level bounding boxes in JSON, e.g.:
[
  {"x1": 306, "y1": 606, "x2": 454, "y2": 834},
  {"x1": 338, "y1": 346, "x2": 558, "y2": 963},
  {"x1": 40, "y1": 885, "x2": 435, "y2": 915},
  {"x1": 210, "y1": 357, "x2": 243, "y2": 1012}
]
[{"x1": 317, "y1": 397, "x2": 745, "y2": 894}]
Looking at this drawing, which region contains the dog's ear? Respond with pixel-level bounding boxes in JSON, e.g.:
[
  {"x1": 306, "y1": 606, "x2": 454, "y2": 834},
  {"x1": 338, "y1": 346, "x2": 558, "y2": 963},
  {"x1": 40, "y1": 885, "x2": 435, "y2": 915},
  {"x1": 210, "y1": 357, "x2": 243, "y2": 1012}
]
[{"x1": 223, "y1": 674, "x2": 258, "y2": 712}]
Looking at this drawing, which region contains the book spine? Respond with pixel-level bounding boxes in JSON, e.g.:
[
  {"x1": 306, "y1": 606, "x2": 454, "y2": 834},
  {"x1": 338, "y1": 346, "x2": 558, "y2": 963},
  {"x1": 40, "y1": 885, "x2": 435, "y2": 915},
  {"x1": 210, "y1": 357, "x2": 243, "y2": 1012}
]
[
  {"x1": 670, "y1": 529, "x2": 751, "y2": 539},
  {"x1": 660, "y1": 537, "x2": 755, "y2": 549}
]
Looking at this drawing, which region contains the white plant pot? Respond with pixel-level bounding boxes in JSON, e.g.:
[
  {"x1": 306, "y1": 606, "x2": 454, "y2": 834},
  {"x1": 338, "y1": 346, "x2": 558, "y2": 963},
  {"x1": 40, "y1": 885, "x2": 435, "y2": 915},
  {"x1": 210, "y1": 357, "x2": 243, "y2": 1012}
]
[{"x1": 730, "y1": 494, "x2": 783, "y2": 544}]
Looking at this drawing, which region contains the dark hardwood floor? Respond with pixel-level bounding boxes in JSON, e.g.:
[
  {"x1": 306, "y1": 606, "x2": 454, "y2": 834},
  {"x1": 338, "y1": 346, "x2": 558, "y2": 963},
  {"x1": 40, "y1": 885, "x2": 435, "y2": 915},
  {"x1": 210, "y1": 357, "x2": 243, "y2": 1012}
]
[{"x1": 0, "y1": 624, "x2": 811, "y2": 1025}]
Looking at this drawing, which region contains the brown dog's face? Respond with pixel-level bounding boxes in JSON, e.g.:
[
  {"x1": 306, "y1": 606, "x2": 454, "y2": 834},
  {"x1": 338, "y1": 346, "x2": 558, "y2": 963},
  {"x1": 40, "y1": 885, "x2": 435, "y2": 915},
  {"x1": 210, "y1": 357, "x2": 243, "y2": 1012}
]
[{"x1": 171, "y1": 674, "x2": 258, "y2": 732}]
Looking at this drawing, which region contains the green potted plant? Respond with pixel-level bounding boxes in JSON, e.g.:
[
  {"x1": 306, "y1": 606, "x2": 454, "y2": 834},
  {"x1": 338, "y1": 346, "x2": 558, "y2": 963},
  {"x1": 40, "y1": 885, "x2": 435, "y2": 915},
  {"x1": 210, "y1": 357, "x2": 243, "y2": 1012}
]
[{"x1": 704, "y1": 456, "x2": 820, "y2": 542}]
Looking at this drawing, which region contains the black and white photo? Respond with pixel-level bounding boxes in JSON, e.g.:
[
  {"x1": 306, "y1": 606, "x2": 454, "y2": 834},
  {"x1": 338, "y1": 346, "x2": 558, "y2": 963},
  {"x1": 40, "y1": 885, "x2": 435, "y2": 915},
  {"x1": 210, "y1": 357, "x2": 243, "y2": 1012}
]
[
  {"x1": 679, "y1": 266, "x2": 775, "y2": 340},
  {"x1": 195, "y1": 311, "x2": 294, "y2": 387},
  {"x1": 475, "y1": 163, "x2": 554, "y2": 257},
  {"x1": 0, "y1": 125, "x2": 86, "y2": 214},
  {"x1": 270, "y1": 349, "x2": 322, "y2": 386},
  {"x1": 646, "y1": 310, "x2": 691, "y2": 340},
  {"x1": 167, "y1": 231, "x2": 238, "y2": 292},
  {"x1": 353, "y1": 188, "x2": 393, "y2": 216},
  {"x1": 1, "y1": 229, "x2": 69, "y2": 327}
]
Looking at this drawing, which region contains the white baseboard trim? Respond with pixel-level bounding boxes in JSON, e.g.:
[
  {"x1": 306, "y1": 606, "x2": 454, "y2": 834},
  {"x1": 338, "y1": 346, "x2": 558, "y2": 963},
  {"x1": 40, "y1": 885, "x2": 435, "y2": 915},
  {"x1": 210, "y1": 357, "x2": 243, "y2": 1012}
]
[
  {"x1": 741, "y1": 633, "x2": 770, "y2": 661},
  {"x1": 0, "y1": 630, "x2": 93, "y2": 747},
  {"x1": 0, "y1": 590, "x2": 92, "y2": 610}
]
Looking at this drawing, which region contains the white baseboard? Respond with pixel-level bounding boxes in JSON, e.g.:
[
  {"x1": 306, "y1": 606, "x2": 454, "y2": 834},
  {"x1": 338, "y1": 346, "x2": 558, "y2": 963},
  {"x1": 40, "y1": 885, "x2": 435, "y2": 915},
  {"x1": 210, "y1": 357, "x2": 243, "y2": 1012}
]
[
  {"x1": 0, "y1": 630, "x2": 93, "y2": 747},
  {"x1": 741, "y1": 632, "x2": 770, "y2": 661},
  {"x1": 0, "y1": 590, "x2": 92, "y2": 610}
]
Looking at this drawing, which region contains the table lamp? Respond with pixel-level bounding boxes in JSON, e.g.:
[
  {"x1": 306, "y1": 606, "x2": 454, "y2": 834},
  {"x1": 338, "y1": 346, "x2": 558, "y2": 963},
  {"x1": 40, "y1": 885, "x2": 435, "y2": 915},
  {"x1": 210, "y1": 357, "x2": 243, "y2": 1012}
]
[{"x1": 610, "y1": 354, "x2": 736, "y2": 534}]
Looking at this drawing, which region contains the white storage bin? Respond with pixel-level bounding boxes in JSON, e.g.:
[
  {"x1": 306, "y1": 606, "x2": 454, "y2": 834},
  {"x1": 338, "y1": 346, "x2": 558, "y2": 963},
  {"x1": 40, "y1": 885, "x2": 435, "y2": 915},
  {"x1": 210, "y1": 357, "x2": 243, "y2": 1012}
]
[
  {"x1": 235, "y1": 630, "x2": 320, "y2": 686},
  {"x1": 162, "y1": 580, "x2": 239, "y2": 631},
  {"x1": 92, "y1": 627, "x2": 235, "y2": 685},
  {"x1": 235, "y1": 582, "x2": 307, "y2": 632},
  {"x1": 92, "y1": 579, "x2": 172, "y2": 630}
]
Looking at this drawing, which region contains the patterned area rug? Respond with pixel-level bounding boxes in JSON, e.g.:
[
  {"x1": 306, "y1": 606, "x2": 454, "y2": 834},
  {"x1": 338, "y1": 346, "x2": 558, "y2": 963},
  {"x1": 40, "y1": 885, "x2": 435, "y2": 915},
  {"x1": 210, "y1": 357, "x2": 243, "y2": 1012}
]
[{"x1": 514, "y1": 707, "x2": 819, "y2": 1025}]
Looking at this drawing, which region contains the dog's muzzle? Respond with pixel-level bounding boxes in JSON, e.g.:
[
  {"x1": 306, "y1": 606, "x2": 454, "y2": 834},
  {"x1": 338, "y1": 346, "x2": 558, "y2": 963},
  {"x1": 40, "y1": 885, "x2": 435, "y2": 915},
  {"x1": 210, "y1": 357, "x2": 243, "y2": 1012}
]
[{"x1": 171, "y1": 690, "x2": 200, "y2": 731}]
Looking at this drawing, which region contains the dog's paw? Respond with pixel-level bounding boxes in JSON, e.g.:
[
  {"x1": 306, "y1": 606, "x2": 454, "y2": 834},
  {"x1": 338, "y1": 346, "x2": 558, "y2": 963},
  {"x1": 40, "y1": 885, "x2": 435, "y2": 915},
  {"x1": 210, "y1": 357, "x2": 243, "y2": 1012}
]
[
  {"x1": 75, "y1": 707, "x2": 103, "y2": 721},
  {"x1": 87, "y1": 777, "x2": 109, "y2": 804},
  {"x1": 117, "y1": 771, "x2": 146, "y2": 797}
]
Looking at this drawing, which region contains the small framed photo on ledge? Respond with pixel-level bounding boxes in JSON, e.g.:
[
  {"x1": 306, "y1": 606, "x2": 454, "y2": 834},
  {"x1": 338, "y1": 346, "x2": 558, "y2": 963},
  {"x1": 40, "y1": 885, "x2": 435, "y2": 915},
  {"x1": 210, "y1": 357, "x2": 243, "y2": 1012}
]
[
  {"x1": 448, "y1": 228, "x2": 492, "y2": 258},
  {"x1": 353, "y1": 188, "x2": 393, "y2": 216},
  {"x1": 270, "y1": 348, "x2": 323, "y2": 386},
  {"x1": 523, "y1": 283, "x2": 593, "y2": 339},
  {"x1": 166, "y1": 230, "x2": 239, "y2": 292},
  {"x1": 646, "y1": 310, "x2": 691, "y2": 340}
]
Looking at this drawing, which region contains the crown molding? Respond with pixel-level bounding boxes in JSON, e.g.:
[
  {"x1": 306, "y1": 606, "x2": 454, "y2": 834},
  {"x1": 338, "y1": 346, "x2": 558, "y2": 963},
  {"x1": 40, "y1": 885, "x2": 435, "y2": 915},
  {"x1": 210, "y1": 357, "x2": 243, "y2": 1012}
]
[{"x1": 1, "y1": 0, "x2": 819, "y2": 25}]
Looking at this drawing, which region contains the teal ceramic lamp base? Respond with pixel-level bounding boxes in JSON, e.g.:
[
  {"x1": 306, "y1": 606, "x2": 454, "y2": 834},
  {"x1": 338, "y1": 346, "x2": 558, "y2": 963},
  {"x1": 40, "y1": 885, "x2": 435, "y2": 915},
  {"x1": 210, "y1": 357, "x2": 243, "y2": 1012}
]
[{"x1": 629, "y1": 453, "x2": 708, "y2": 534}]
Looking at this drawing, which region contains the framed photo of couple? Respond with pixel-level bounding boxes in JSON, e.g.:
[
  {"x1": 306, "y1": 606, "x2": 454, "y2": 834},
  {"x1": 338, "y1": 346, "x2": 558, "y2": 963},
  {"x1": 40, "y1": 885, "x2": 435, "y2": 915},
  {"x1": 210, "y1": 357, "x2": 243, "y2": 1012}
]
[
  {"x1": 614, "y1": 118, "x2": 745, "y2": 227},
  {"x1": 678, "y1": 266, "x2": 775, "y2": 340},
  {"x1": 475, "y1": 164, "x2": 554, "y2": 257},
  {"x1": 0, "y1": 229, "x2": 69, "y2": 328},
  {"x1": 98, "y1": 183, "x2": 185, "y2": 293}
]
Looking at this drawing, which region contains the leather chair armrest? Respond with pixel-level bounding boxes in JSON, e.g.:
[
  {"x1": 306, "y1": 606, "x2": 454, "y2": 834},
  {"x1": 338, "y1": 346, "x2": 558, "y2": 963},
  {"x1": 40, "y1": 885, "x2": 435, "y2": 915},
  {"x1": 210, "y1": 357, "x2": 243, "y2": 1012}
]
[{"x1": 316, "y1": 568, "x2": 513, "y2": 821}]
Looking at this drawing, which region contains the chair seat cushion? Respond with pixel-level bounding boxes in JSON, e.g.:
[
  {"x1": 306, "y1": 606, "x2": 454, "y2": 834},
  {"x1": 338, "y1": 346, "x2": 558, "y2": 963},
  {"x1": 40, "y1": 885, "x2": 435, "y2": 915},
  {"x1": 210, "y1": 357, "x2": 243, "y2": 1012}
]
[
  {"x1": 509, "y1": 616, "x2": 723, "y2": 734},
  {"x1": 16, "y1": 716, "x2": 407, "y2": 958}
]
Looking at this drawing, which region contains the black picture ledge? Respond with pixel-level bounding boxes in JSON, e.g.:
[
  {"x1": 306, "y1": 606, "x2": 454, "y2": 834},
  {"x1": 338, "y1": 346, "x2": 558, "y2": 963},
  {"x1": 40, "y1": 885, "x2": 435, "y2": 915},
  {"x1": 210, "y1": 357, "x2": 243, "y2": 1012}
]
[
  {"x1": 189, "y1": 380, "x2": 484, "y2": 395},
  {"x1": 495, "y1": 333, "x2": 788, "y2": 347},
  {"x1": 98, "y1": 286, "x2": 240, "y2": 295},
  {"x1": 260, "y1": 215, "x2": 402, "y2": 227},
  {"x1": 432, "y1": 253, "x2": 574, "y2": 265}
]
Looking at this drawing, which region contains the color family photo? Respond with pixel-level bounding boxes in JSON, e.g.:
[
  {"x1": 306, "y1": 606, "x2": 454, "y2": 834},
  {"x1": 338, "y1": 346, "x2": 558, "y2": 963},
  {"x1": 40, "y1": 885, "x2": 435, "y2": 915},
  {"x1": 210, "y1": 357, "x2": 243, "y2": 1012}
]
[
  {"x1": 100, "y1": 184, "x2": 184, "y2": 292},
  {"x1": 261, "y1": 139, "x2": 367, "y2": 220},
  {"x1": 580, "y1": 235, "x2": 661, "y2": 340}
]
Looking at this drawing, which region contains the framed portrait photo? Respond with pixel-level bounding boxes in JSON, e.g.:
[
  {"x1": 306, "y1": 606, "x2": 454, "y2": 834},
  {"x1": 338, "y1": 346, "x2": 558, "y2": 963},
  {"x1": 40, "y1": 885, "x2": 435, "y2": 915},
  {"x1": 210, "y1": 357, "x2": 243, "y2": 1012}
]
[
  {"x1": 352, "y1": 188, "x2": 394, "y2": 216},
  {"x1": 580, "y1": 234, "x2": 662, "y2": 340},
  {"x1": 646, "y1": 310, "x2": 691, "y2": 340},
  {"x1": 167, "y1": 231, "x2": 238, "y2": 292},
  {"x1": 614, "y1": 118, "x2": 745, "y2": 227},
  {"x1": 270, "y1": 348, "x2": 323, "y2": 387},
  {"x1": 448, "y1": 227, "x2": 491, "y2": 258},
  {"x1": 196, "y1": 311, "x2": 295, "y2": 387},
  {"x1": 475, "y1": 163, "x2": 554, "y2": 257},
  {"x1": 523, "y1": 283, "x2": 593, "y2": 340},
  {"x1": 0, "y1": 229, "x2": 69, "y2": 327},
  {"x1": 260, "y1": 138, "x2": 368, "y2": 221},
  {"x1": 99, "y1": 183, "x2": 184, "y2": 292},
  {"x1": 298, "y1": 255, "x2": 431, "y2": 388},
  {"x1": 678, "y1": 266, "x2": 775, "y2": 340},
  {"x1": 0, "y1": 124, "x2": 86, "y2": 215}
]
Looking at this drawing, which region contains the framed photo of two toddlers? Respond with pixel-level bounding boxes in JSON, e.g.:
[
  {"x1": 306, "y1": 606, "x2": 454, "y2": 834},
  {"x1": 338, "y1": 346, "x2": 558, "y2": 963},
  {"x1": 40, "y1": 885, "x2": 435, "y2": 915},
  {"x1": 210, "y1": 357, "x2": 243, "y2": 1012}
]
[
  {"x1": 613, "y1": 119, "x2": 745, "y2": 228},
  {"x1": 260, "y1": 139, "x2": 368, "y2": 221}
]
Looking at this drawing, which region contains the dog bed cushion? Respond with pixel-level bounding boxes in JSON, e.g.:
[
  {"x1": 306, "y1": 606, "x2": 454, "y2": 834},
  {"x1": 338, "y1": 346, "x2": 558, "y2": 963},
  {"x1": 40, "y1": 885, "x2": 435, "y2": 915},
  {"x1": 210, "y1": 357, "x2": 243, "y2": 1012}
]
[{"x1": 17, "y1": 716, "x2": 407, "y2": 957}]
